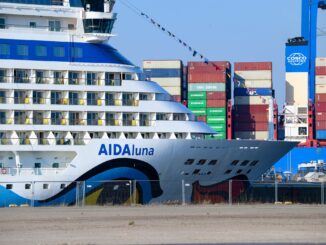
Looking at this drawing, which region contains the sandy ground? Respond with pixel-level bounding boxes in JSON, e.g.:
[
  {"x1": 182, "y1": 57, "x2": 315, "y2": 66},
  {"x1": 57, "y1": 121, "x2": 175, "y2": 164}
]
[{"x1": 0, "y1": 205, "x2": 326, "y2": 245}]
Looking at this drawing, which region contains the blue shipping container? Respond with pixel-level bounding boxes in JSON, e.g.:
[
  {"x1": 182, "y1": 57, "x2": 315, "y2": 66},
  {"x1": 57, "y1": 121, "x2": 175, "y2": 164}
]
[
  {"x1": 316, "y1": 130, "x2": 326, "y2": 139},
  {"x1": 143, "y1": 68, "x2": 181, "y2": 78},
  {"x1": 234, "y1": 88, "x2": 273, "y2": 97}
]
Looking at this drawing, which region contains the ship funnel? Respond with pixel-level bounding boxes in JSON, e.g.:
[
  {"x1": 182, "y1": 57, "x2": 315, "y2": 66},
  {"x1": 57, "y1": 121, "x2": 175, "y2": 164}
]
[{"x1": 104, "y1": 0, "x2": 116, "y2": 13}]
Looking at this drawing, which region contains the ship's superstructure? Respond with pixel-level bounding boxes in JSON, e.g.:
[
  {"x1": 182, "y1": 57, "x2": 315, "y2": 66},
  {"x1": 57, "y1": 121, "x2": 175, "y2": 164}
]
[{"x1": 0, "y1": 0, "x2": 296, "y2": 206}]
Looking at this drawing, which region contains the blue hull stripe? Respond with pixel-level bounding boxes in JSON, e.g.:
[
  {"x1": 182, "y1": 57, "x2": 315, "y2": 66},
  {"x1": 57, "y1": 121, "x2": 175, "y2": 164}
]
[{"x1": 0, "y1": 38, "x2": 133, "y2": 65}]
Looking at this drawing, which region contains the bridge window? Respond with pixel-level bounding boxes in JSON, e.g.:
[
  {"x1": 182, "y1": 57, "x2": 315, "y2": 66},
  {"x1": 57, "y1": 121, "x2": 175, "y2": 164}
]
[
  {"x1": 43, "y1": 184, "x2": 49, "y2": 189},
  {"x1": 0, "y1": 18, "x2": 5, "y2": 29},
  {"x1": 184, "y1": 159, "x2": 194, "y2": 165},
  {"x1": 240, "y1": 160, "x2": 250, "y2": 166},
  {"x1": 0, "y1": 44, "x2": 9, "y2": 56},
  {"x1": 231, "y1": 160, "x2": 239, "y2": 166},
  {"x1": 53, "y1": 46, "x2": 65, "y2": 57},
  {"x1": 71, "y1": 47, "x2": 82, "y2": 58},
  {"x1": 49, "y1": 20, "x2": 61, "y2": 32},
  {"x1": 25, "y1": 184, "x2": 31, "y2": 190},
  {"x1": 16, "y1": 45, "x2": 28, "y2": 56},
  {"x1": 35, "y1": 45, "x2": 47, "y2": 57},
  {"x1": 30, "y1": 22, "x2": 36, "y2": 28},
  {"x1": 208, "y1": 160, "x2": 218, "y2": 165},
  {"x1": 6, "y1": 184, "x2": 12, "y2": 189}
]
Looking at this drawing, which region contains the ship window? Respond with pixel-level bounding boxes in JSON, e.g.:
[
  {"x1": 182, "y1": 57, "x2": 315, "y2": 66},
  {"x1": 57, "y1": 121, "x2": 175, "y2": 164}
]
[
  {"x1": 237, "y1": 169, "x2": 243, "y2": 174},
  {"x1": 53, "y1": 46, "x2": 65, "y2": 57},
  {"x1": 68, "y1": 24, "x2": 75, "y2": 30},
  {"x1": 192, "y1": 169, "x2": 200, "y2": 175},
  {"x1": 6, "y1": 184, "x2": 12, "y2": 189},
  {"x1": 71, "y1": 47, "x2": 82, "y2": 58},
  {"x1": 240, "y1": 160, "x2": 250, "y2": 166},
  {"x1": 224, "y1": 169, "x2": 232, "y2": 174},
  {"x1": 16, "y1": 45, "x2": 28, "y2": 56},
  {"x1": 34, "y1": 163, "x2": 41, "y2": 168},
  {"x1": 0, "y1": 18, "x2": 5, "y2": 29},
  {"x1": 197, "y1": 159, "x2": 206, "y2": 165},
  {"x1": 250, "y1": 160, "x2": 259, "y2": 166},
  {"x1": 49, "y1": 20, "x2": 61, "y2": 31},
  {"x1": 52, "y1": 163, "x2": 59, "y2": 168},
  {"x1": 29, "y1": 22, "x2": 36, "y2": 28},
  {"x1": 43, "y1": 184, "x2": 49, "y2": 189},
  {"x1": 208, "y1": 160, "x2": 218, "y2": 165},
  {"x1": 25, "y1": 184, "x2": 31, "y2": 190},
  {"x1": 247, "y1": 169, "x2": 252, "y2": 174},
  {"x1": 35, "y1": 45, "x2": 47, "y2": 57},
  {"x1": 0, "y1": 44, "x2": 10, "y2": 55},
  {"x1": 231, "y1": 160, "x2": 239, "y2": 166},
  {"x1": 60, "y1": 183, "x2": 66, "y2": 189},
  {"x1": 184, "y1": 159, "x2": 194, "y2": 165}
]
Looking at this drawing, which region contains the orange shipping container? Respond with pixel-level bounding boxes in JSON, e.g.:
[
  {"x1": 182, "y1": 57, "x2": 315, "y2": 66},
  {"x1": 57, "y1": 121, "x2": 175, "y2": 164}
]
[
  {"x1": 234, "y1": 62, "x2": 272, "y2": 71},
  {"x1": 316, "y1": 94, "x2": 326, "y2": 103},
  {"x1": 206, "y1": 100, "x2": 226, "y2": 107},
  {"x1": 206, "y1": 92, "x2": 226, "y2": 100},
  {"x1": 316, "y1": 66, "x2": 326, "y2": 76}
]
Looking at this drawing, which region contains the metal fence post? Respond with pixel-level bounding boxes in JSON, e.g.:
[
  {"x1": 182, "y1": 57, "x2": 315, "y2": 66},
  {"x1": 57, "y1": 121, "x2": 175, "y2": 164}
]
[
  {"x1": 75, "y1": 181, "x2": 79, "y2": 207},
  {"x1": 321, "y1": 182, "x2": 325, "y2": 205},
  {"x1": 31, "y1": 181, "x2": 35, "y2": 208},
  {"x1": 129, "y1": 180, "x2": 132, "y2": 206},
  {"x1": 229, "y1": 180, "x2": 232, "y2": 205},
  {"x1": 182, "y1": 179, "x2": 185, "y2": 205},
  {"x1": 275, "y1": 180, "x2": 278, "y2": 203},
  {"x1": 82, "y1": 181, "x2": 86, "y2": 207},
  {"x1": 133, "y1": 180, "x2": 137, "y2": 206}
]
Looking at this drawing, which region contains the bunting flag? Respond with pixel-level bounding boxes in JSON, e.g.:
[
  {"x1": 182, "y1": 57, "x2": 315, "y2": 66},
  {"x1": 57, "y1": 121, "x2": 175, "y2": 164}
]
[{"x1": 121, "y1": 0, "x2": 216, "y2": 66}]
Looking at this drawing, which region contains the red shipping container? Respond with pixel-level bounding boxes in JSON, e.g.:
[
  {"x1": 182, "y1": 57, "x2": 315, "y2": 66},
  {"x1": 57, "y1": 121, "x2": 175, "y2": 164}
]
[
  {"x1": 316, "y1": 120, "x2": 326, "y2": 130},
  {"x1": 233, "y1": 112, "x2": 269, "y2": 123},
  {"x1": 316, "y1": 112, "x2": 326, "y2": 121},
  {"x1": 206, "y1": 92, "x2": 226, "y2": 100},
  {"x1": 316, "y1": 66, "x2": 326, "y2": 76},
  {"x1": 197, "y1": 116, "x2": 207, "y2": 123},
  {"x1": 207, "y1": 100, "x2": 226, "y2": 107},
  {"x1": 316, "y1": 94, "x2": 326, "y2": 103},
  {"x1": 188, "y1": 61, "x2": 231, "y2": 70},
  {"x1": 234, "y1": 62, "x2": 272, "y2": 71},
  {"x1": 188, "y1": 73, "x2": 227, "y2": 83},
  {"x1": 234, "y1": 105, "x2": 269, "y2": 114},
  {"x1": 172, "y1": 95, "x2": 181, "y2": 102},
  {"x1": 234, "y1": 122, "x2": 269, "y2": 131},
  {"x1": 315, "y1": 102, "x2": 326, "y2": 112}
]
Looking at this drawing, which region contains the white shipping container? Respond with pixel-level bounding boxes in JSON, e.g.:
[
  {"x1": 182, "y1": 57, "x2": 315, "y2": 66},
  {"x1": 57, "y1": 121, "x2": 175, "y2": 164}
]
[
  {"x1": 234, "y1": 70, "x2": 272, "y2": 80},
  {"x1": 234, "y1": 131, "x2": 269, "y2": 140},
  {"x1": 285, "y1": 125, "x2": 308, "y2": 137},
  {"x1": 143, "y1": 60, "x2": 181, "y2": 69},
  {"x1": 234, "y1": 79, "x2": 272, "y2": 88},
  {"x1": 150, "y1": 77, "x2": 182, "y2": 87},
  {"x1": 234, "y1": 96, "x2": 272, "y2": 105},
  {"x1": 316, "y1": 84, "x2": 326, "y2": 93},
  {"x1": 163, "y1": 86, "x2": 181, "y2": 96},
  {"x1": 285, "y1": 72, "x2": 308, "y2": 106},
  {"x1": 316, "y1": 57, "x2": 326, "y2": 67},
  {"x1": 315, "y1": 76, "x2": 326, "y2": 85}
]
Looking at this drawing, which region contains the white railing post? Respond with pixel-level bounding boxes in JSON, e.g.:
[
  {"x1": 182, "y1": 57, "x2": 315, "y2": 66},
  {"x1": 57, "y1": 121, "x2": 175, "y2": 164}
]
[
  {"x1": 229, "y1": 180, "x2": 232, "y2": 205},
  {"x1": 181, "y1": 179, "x2": 185, "y2": 205}
]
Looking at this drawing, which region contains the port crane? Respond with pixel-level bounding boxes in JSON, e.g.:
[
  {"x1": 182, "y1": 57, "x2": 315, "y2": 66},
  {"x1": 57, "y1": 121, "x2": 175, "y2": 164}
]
[{"x1": 301, "y1": 0, "x2": 326, "y2": 101}]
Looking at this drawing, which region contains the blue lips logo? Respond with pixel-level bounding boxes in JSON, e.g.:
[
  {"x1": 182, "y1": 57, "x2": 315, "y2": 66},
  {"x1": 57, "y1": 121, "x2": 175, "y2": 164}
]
[{"x1": 287, "y1": 53, "x2": 307, "y2": 66}]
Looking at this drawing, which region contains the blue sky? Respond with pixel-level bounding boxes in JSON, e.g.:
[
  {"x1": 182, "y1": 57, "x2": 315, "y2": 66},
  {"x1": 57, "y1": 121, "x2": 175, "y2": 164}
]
[{"x1": 111, "y1": 0, "x2": 326, "y2": 105}]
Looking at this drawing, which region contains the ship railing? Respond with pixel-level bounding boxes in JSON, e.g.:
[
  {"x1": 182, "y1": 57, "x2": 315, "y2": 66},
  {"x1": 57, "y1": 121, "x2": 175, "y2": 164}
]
[
  {"x1": 2, "y1": 24, "x2": 75, "y2": 32},
  {"x1": 0, "y1": 167, "x2": 67, "y2": 176}
]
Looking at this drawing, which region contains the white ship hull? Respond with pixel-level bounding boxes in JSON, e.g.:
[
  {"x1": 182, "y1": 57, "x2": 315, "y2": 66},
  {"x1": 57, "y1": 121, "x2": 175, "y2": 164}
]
[{"x1": 0, "y1": 139, "x2": 296, "y2": 206}]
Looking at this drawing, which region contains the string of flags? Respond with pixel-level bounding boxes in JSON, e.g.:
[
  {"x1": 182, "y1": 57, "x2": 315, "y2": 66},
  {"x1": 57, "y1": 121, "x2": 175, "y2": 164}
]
[{"x1": 120, "y1": 0, "x2": 221, "y2": 70}]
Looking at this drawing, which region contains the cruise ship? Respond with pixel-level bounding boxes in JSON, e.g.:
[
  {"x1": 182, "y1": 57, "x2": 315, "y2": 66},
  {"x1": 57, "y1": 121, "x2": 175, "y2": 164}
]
[{"x1": 0, "y1": 0, "x2": 296, "y2": 206}]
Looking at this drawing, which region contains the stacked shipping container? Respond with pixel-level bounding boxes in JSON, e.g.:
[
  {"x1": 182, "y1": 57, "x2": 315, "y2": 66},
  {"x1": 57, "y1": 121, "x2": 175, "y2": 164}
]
[
  {"x1": 233, "y1": 62, "x2": 273, "y2": 140},
  {"x1": 142, "y1": 60, "x2": 186, "y2": 102},
  {"x1": 315, "y1": 57, "x2": 326, "y2": 140},
  {"x1": 187, "y1": 61, "x2": 231, "y2": 139}
]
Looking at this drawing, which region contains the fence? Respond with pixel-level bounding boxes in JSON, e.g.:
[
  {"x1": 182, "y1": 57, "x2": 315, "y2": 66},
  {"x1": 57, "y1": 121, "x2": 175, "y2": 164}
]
[{"x1": 0, "y1": 180, "x2": 325, "y2": 207}]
